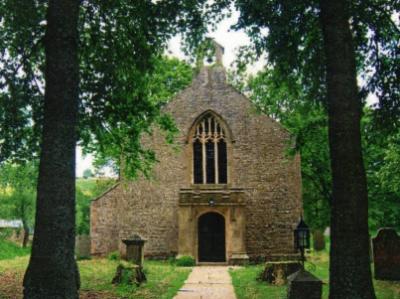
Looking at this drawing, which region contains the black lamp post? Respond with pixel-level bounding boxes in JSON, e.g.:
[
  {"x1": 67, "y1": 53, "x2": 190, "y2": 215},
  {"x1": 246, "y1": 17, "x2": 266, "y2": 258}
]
[{"x1": 294, "y1": 217, "x2": 310, "y2": 267}]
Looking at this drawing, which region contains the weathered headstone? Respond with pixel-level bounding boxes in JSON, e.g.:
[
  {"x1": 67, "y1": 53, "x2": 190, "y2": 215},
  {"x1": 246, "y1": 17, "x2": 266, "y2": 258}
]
[
  {"x1": 287, "y1": 269, "x2": 322, "y2": 299},
  {"x1": 122, "y1": 234, "x2": 146, "y2": 267},
  {"x1": 75, "y1": 235, "x2": 91, "y2": 259},
  {"x1": 373, "y1": 228, "x2": 400, "y2": 280},
  {"x1": 313, "y1": 230, "x2": 325, "y2": 251}
]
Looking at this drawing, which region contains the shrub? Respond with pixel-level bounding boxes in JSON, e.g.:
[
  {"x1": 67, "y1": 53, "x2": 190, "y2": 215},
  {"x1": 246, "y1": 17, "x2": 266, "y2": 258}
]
[
  {"x1": 168, "y1": 256, "x2": 176, "y2": 265},
  {"x1": 107, "y1": 251, "x2": 120, "y2": 261},
  {"x1": 176, "y1": 255, "x2": 195, "y2": 267}
]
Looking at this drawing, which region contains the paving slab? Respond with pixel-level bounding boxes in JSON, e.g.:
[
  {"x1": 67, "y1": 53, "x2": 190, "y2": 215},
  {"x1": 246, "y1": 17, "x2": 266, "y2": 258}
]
[{"x1": 174, "y1": 266, "x2": 237, "y2": 299}]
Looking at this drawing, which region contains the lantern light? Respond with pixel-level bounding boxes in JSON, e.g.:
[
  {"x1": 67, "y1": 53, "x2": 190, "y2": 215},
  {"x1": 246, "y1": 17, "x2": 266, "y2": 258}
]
[{"x1": 294, "y1": 217, "x2": 310, "y2": 266}]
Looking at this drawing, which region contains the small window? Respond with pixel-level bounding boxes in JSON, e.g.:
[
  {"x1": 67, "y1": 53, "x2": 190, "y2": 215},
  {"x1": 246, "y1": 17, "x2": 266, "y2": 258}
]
[{"x1": 192, "y1": 113, "x2": 228, "y2": 184}]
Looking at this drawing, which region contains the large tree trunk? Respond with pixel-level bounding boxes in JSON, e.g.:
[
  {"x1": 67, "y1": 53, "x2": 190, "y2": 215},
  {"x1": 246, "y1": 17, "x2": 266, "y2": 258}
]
[
  {"x1": 319, "y1": 1, "x2": 375, "y2": 298},
  {"x1": 23, "y1": 1, "x2": 80, "y2": 298}
]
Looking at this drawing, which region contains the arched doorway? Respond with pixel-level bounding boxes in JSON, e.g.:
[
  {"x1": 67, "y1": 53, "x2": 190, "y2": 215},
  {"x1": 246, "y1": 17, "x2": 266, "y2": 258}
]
[{"x1": 198, "y1": 212, "x2": 226, "y2": 262}]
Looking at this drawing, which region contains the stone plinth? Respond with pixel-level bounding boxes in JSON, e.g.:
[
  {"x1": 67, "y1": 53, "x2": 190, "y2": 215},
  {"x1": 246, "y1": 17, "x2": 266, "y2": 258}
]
[
  {"x1": 122, "y1": 235, "x2": 146, "y2": 267},
  {"x1": 112, "y1": 261, "x2": 146, "y2": 286},
  {"x1": 373, "y1": 228, "x2": 400, "y2": 280},
  {"x1": 313, "y1": 230, "x2": 325, "y2": 251},
  {"x1": 287, "y1": 269, "x2": 322, "y2": 299},
  {"x1": 75, "y1": 235, "x2": 91, "y2": 259}
]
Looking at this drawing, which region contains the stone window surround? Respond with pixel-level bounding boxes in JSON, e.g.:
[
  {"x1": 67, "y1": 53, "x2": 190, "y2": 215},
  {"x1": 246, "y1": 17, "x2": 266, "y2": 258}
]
[{"x1": 188, "y1": 110, "x2": 234, "y2": 186}]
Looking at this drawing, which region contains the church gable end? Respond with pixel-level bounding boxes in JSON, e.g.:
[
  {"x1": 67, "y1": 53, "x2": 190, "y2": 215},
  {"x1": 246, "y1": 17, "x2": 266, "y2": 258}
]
[{"x1": 90, "y1": 44, "x2": 302, "y2": 263}]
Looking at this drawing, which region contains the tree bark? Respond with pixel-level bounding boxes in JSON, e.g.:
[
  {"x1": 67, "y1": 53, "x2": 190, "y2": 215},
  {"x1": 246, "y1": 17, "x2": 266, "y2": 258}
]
[
  {"x1": 319, "y1": 1, "x2": 376, "y2": 298},
  {"x1": 23, "y1": 1, "x2": 80, "y2": 298}
]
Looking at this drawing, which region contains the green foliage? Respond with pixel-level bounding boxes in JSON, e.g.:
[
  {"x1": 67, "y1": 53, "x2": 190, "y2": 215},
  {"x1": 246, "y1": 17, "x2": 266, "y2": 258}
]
[
  {"x1": 0, "y1": 239, "x2": 30, "y2": 260},
  {"x1": 176, "y1": 255, "x2": 195, "y2": 267},
  {"x1": 0, "y1": 165, "x2": 115, "y2": 237},
  {"x1": 107, "y1": 251, "x2": 120, "y2": 261},
  {"x1": 85, "y1": 56, "x2": 193, "y2": 178},
  {"x1": 0, "y1": 1, "x2": 206, "y2": 176},
  {"x1": 362, "y1": 112, "x2": 400, "y2": 231},
  {"x1": 220, "y1": 0, "x2": 400, "y2": 129},
  {"x1": 0, "y1": 162, "x2": 37, "y2": 232}
]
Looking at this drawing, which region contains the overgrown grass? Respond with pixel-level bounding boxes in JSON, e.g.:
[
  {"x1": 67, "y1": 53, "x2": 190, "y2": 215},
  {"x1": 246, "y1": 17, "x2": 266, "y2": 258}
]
[
  {"x1": 0, "y1": 239, "x2": 30, "y2": 261},
  {"x1": 230, "y1": 250, "x2": 400, "y2": 299},
  {"x1": 80, "y1": 259, "x2": 192, "y2": 299},
  {"x1": 0, "y1": 256, "x2": 191, "y2": 299}
]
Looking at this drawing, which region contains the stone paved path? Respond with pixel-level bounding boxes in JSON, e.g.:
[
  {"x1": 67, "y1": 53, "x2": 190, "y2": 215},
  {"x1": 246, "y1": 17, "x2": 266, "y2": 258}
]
[{"x1": 174, "y1": 266, "x2": 237, "y2": 299}]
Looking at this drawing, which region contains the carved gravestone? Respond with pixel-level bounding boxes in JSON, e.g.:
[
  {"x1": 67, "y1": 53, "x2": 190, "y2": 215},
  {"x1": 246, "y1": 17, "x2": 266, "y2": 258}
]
[
  {"x1": 112, "y1": 235, "x2": 147, "y2": 286},
  {"x1": 372, "y1": 228, "x2": 400, "y2": 280},
  {"x1": 75, "y1": 235, "x2": 91, "y2": 259},
  {"x1": 313, "y1": 230, "x2": 325, "y2": 251},
  {"x1": 122, "y1": 234, "x2": 146, "y2": 267}
]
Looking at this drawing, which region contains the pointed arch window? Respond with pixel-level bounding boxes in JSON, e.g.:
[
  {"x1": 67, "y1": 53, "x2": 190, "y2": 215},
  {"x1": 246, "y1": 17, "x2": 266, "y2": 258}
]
[{"x1": 192, "y1": 113, "x2": 228, "y2": 184}]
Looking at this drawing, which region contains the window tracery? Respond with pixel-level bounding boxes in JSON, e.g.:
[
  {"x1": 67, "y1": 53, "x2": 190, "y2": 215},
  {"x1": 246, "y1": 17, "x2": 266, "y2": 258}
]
[{"x1": 192, "y1": 113, "x2": 228, "y2": 184}]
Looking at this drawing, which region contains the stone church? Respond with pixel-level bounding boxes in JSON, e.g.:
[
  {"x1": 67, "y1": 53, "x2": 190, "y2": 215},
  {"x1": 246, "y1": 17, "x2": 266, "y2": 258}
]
[{"x1": 90, "y1": 44, "x2": 302, "y2": 264}]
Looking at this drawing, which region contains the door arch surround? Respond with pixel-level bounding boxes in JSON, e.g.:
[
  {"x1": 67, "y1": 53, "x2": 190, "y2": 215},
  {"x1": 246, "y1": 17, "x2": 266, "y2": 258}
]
[{"x1": 198, "y1": 212, "x2": 226, "y2": 262}]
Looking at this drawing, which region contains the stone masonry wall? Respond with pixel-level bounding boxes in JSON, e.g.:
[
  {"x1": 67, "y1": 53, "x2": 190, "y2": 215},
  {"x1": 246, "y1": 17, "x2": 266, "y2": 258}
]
[{"x1": 90, "y1": 65, "x2": 302, "y2": 259}]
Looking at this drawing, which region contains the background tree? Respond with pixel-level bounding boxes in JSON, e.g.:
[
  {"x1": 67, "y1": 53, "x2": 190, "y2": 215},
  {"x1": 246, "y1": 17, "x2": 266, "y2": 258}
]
[
  {"x1": 22, "y1": 1, "x2": 81, "y2": 298},
  {"x1": 210, "y1": 0, "x2": 399, "y2": 297},
  {"x1": 0, "y1": 162, "x2": 37, "y2": 247},
  {"x1": 363, "y1": 112, "x2": 400, "y2": 232},
  {"x1": 235, "y1": 69, "x2": 331, "y2": 231},
  {"x1": 239, "y1": 67, "x2": 400, "y2": 235},
  {"x1": 1, "y1": 1, "x2": 209, "y2": 297},
  {"x1": 320, "y1": 2, "x2": 375, "y2": 297}
]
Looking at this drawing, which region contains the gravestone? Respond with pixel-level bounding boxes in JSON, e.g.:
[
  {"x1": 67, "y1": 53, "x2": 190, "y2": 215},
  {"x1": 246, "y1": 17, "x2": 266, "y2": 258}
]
[
  {"x1": 313, "y1": 230, "x2": 325, "y2": 251},
  {"x1": 122, "y1": 234, "x2": 146, "y2": 267},
  {"x1": 372, "y1": 228, "x2": 400, "y2": 280},
  {"x1": 75, "y1": 235, "x2": 91, "y2": 259}
]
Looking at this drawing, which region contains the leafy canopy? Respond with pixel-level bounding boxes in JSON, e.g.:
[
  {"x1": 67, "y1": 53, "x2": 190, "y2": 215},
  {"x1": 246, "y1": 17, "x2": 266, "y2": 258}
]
[{"x1": 0, "y1": 0, "x2": 208, "y2": 177}]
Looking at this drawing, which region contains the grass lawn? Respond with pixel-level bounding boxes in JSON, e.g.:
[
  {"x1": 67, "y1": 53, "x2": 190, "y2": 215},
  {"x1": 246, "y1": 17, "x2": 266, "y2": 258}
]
[
  {"x1": 0, "y1": 240, "x2": 30, "y2": 261},
  {"x1": 0, "y1": 255, "x2": 191, "y2": 299},
  {"x1": 230, "y1": 250, "x2": 400, "y2": 299}
]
